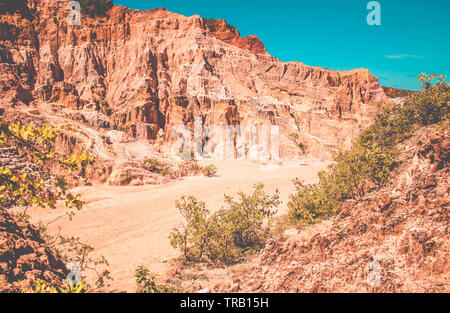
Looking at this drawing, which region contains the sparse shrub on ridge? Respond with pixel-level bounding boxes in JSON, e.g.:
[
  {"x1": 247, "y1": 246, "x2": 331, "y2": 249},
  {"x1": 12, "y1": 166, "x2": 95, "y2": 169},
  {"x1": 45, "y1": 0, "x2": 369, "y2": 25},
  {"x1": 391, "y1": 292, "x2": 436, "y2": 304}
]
[
  {"x1": 99, "y1": 100, "x2": 112, "y2": 116},
  {"x1": 288, "y1": 73, "x2": 449, "y2": 224},
  {"x1": 202, "y1": 164, "x2": 218, "y2": 177},
  {"x1": 135, "y1": 265, "x2": 178, "y2": 293},
  {"x1": 144, "y1": 158, "x2": 172, "y2": 176},
  {"x1": 169, "y1": 184, "x2": 280, "y2": 265}
]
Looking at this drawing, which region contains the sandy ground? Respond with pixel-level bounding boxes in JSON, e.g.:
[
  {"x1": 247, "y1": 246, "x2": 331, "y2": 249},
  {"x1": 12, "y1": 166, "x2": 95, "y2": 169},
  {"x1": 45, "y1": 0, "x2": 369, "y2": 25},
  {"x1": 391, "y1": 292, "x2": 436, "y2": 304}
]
[{"x1": 26, "y1": 159, "x2": 328, "y2": 292}]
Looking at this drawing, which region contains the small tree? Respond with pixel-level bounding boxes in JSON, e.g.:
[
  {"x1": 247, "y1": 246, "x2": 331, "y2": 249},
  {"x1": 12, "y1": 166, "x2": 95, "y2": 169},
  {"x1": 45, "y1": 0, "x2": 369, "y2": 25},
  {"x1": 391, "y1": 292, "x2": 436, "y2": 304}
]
[
  {"x1": 206, "y1": 184, "x2": 280, "y2": 263},
  {"x1": 169, "y1": 196, "x2": 210, "y2": 262},
  {"x1": 169, "y1": 184, "x2": 280, "y2": 264}
]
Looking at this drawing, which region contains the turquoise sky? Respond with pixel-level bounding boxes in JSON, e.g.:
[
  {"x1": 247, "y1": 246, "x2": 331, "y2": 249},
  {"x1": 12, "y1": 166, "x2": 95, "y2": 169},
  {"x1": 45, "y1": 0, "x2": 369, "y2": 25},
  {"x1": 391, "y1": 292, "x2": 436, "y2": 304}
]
[{"x1": 114, "y1": 0, "x2": 450, "y2": 90}]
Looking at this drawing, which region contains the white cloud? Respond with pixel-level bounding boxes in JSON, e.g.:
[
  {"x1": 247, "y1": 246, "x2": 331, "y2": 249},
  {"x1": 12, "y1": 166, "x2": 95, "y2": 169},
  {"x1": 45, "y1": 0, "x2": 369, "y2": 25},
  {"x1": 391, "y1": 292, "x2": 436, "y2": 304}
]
[{"x1": 384, "y1": 54, "x2": 424, "y2": 60}]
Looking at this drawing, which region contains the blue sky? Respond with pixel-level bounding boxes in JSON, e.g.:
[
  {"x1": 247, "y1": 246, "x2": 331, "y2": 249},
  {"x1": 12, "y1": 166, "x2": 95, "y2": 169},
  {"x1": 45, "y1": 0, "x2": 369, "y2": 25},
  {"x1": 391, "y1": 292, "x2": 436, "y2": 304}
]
[{"x1": 114, "y1": 0, "x2": 449, "y2": 90}]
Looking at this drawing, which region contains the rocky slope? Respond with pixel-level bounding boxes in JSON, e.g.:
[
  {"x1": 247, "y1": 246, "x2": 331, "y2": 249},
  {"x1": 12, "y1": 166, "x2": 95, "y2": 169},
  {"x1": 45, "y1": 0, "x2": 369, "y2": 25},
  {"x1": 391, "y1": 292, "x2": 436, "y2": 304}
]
[
  {"x1": 197, "y1": 125, "x2": 448, "y2": 293},
  {"x1": 383, "y1": 86, "x2": 416, "y2": 99},
  {"x1": 0, "y1": 207, "x2": 68, "y2": 292},
  {"x1": 0, "y1": 0, "x2": 387, "y2": 165}
]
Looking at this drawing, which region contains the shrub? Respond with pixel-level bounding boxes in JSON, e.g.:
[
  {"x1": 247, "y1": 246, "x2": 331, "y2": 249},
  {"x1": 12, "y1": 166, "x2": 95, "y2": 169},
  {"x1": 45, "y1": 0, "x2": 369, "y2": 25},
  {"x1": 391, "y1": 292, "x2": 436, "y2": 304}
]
[
  {"x1": 169, "y1": 196, "x2": 210, "y2": 262},
  {"x1": 144, "y1": 158, "x2": 172, "y2": 176},
  {"x1": 0, "y1": 121, "x2": 93, "y2": 211},
  {"x1": 135, "y1": 266, "x2": 178, "y2": 293},
  {"x1": 0, "y1": 118, "x2": 109, "y2": 292},
  {"x1": 25, "y1": 279, "x2": 86, "y2": 293},
  {"x1": 412, "y1": 73, "x2": 449, "y2": 125},
  {"x1": 288, "y1": 179, "x2": 336, "y2": 224},
  {"x1": 207, "y1": 184, "x2": 280, "y2": 263},
  {"x1": 288, "y1": 73, "x2": 449, "y2": 225},
  {"x1": 169, "y1": 184, "x2": 280, "y2": 264},
  {"x1": 202, "y1": 164, "x2": 218, "y2": 177}
]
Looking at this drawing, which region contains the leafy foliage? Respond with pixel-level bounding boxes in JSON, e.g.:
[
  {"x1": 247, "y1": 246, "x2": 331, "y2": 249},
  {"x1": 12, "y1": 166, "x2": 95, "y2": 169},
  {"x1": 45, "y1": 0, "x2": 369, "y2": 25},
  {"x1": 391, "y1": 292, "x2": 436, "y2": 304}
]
[
  {"x1": 0, "y1": 118, "x2": 109, "y2": 291},
  {"x1": 170, "y1": 184, "x2": 280, "y2": 264},
  {"x1": 25, "y1": 279, "x2": 86, "y2": 293},
  {"x1": 169, "y1": 196, "x2": 210, "y2": 261},
  {"x1": 207, "y1": 184, "x2": 280, "y2": 263},
  {"x1": 288, "y1": 73, "x2": 449, "y2": 224},
  {"x1": 144, "y1": 158, "x2": 172, "y2": 176},
  {"x1": 135, "y1": 266, "x2": 178, "y2": 293},
  {"x1": 0, "y1": 120, "x2": 93, "y2": 213},
  {"x1": 202, "y1": 164, "x2": 218, "y2": 177}
]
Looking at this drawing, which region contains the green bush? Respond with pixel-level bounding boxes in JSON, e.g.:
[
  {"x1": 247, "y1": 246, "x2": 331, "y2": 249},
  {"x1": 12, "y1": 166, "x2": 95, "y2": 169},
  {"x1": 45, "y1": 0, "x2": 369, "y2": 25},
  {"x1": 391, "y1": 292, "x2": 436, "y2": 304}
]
[
  {"x1": 25, "y1": 279, "x2": 86, "y2": 293},
  {"x1": 411, "y1": 73, "x2": 449, "y2": 125},
  {"x1": 288, "y1": 73, "x2": 449, "y2": 224},
  {"x1": 288, "y1": 179, "x2": 335, "y2": 224},
  {"x1": 169, "y1": 196, "x2": 210, "y2": 262},
  {"x1": 169, "y1": 184, "x2": 280, "y2": 264},
  {"x1": 144, "y1": 158, "x2": 172, "y2": 176},
  {"x1": 207, "y1": 184, "x2": 280, "y2": 263},
  {"x1": 135, "y1": 266, "x2": 178, "y2": 293},
  {"x1": 202, "y1": 164, "x2": 218, "y2": 177}
]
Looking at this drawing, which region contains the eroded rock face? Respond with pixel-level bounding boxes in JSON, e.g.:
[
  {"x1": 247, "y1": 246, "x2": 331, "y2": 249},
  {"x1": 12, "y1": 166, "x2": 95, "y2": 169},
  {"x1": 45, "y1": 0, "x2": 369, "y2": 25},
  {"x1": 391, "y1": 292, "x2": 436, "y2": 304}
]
[
  {"x1": 203, "y1": 18, "x2": 268, "y2": 55},
  {"x1": 0, "y1": 208, "x2": 68, "y2": 292},
  {"x1": 0, "y1": 0, "x2": 387, "y2": 161}
]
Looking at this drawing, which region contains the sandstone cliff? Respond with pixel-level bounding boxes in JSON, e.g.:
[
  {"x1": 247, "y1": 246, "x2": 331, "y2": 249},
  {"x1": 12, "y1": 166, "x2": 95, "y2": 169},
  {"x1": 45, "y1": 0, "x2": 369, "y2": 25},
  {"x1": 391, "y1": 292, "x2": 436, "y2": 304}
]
[{"x1": 0, "y1": 0, "x2": 387, "y2": 163}]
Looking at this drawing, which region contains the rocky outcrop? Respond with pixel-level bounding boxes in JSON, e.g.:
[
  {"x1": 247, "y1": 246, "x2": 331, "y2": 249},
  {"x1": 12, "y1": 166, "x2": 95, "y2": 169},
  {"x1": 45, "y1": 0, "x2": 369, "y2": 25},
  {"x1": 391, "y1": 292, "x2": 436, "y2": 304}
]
[
  {"x1": 0, "y1": 207, "x2": 68, "y2": 292},
  {"x1": 203, "y1": 18, "x2": 268, "y2": 55},
  {"x1": 209, "y1": 125, "x2": 449, "y2": 293},
  {"x1": 383, "y1": 86, "x2": 415, "y2": 99},
  {"x1": 0, "y1": 0, "x2": 387, "y2": 161}
]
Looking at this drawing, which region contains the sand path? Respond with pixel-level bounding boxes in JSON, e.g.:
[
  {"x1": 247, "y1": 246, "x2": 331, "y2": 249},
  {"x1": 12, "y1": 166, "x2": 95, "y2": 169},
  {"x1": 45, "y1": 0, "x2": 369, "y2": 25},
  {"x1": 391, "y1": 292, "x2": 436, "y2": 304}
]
[{"x1": 27, "y1": 160, "x2": 328, "y2": 292}]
